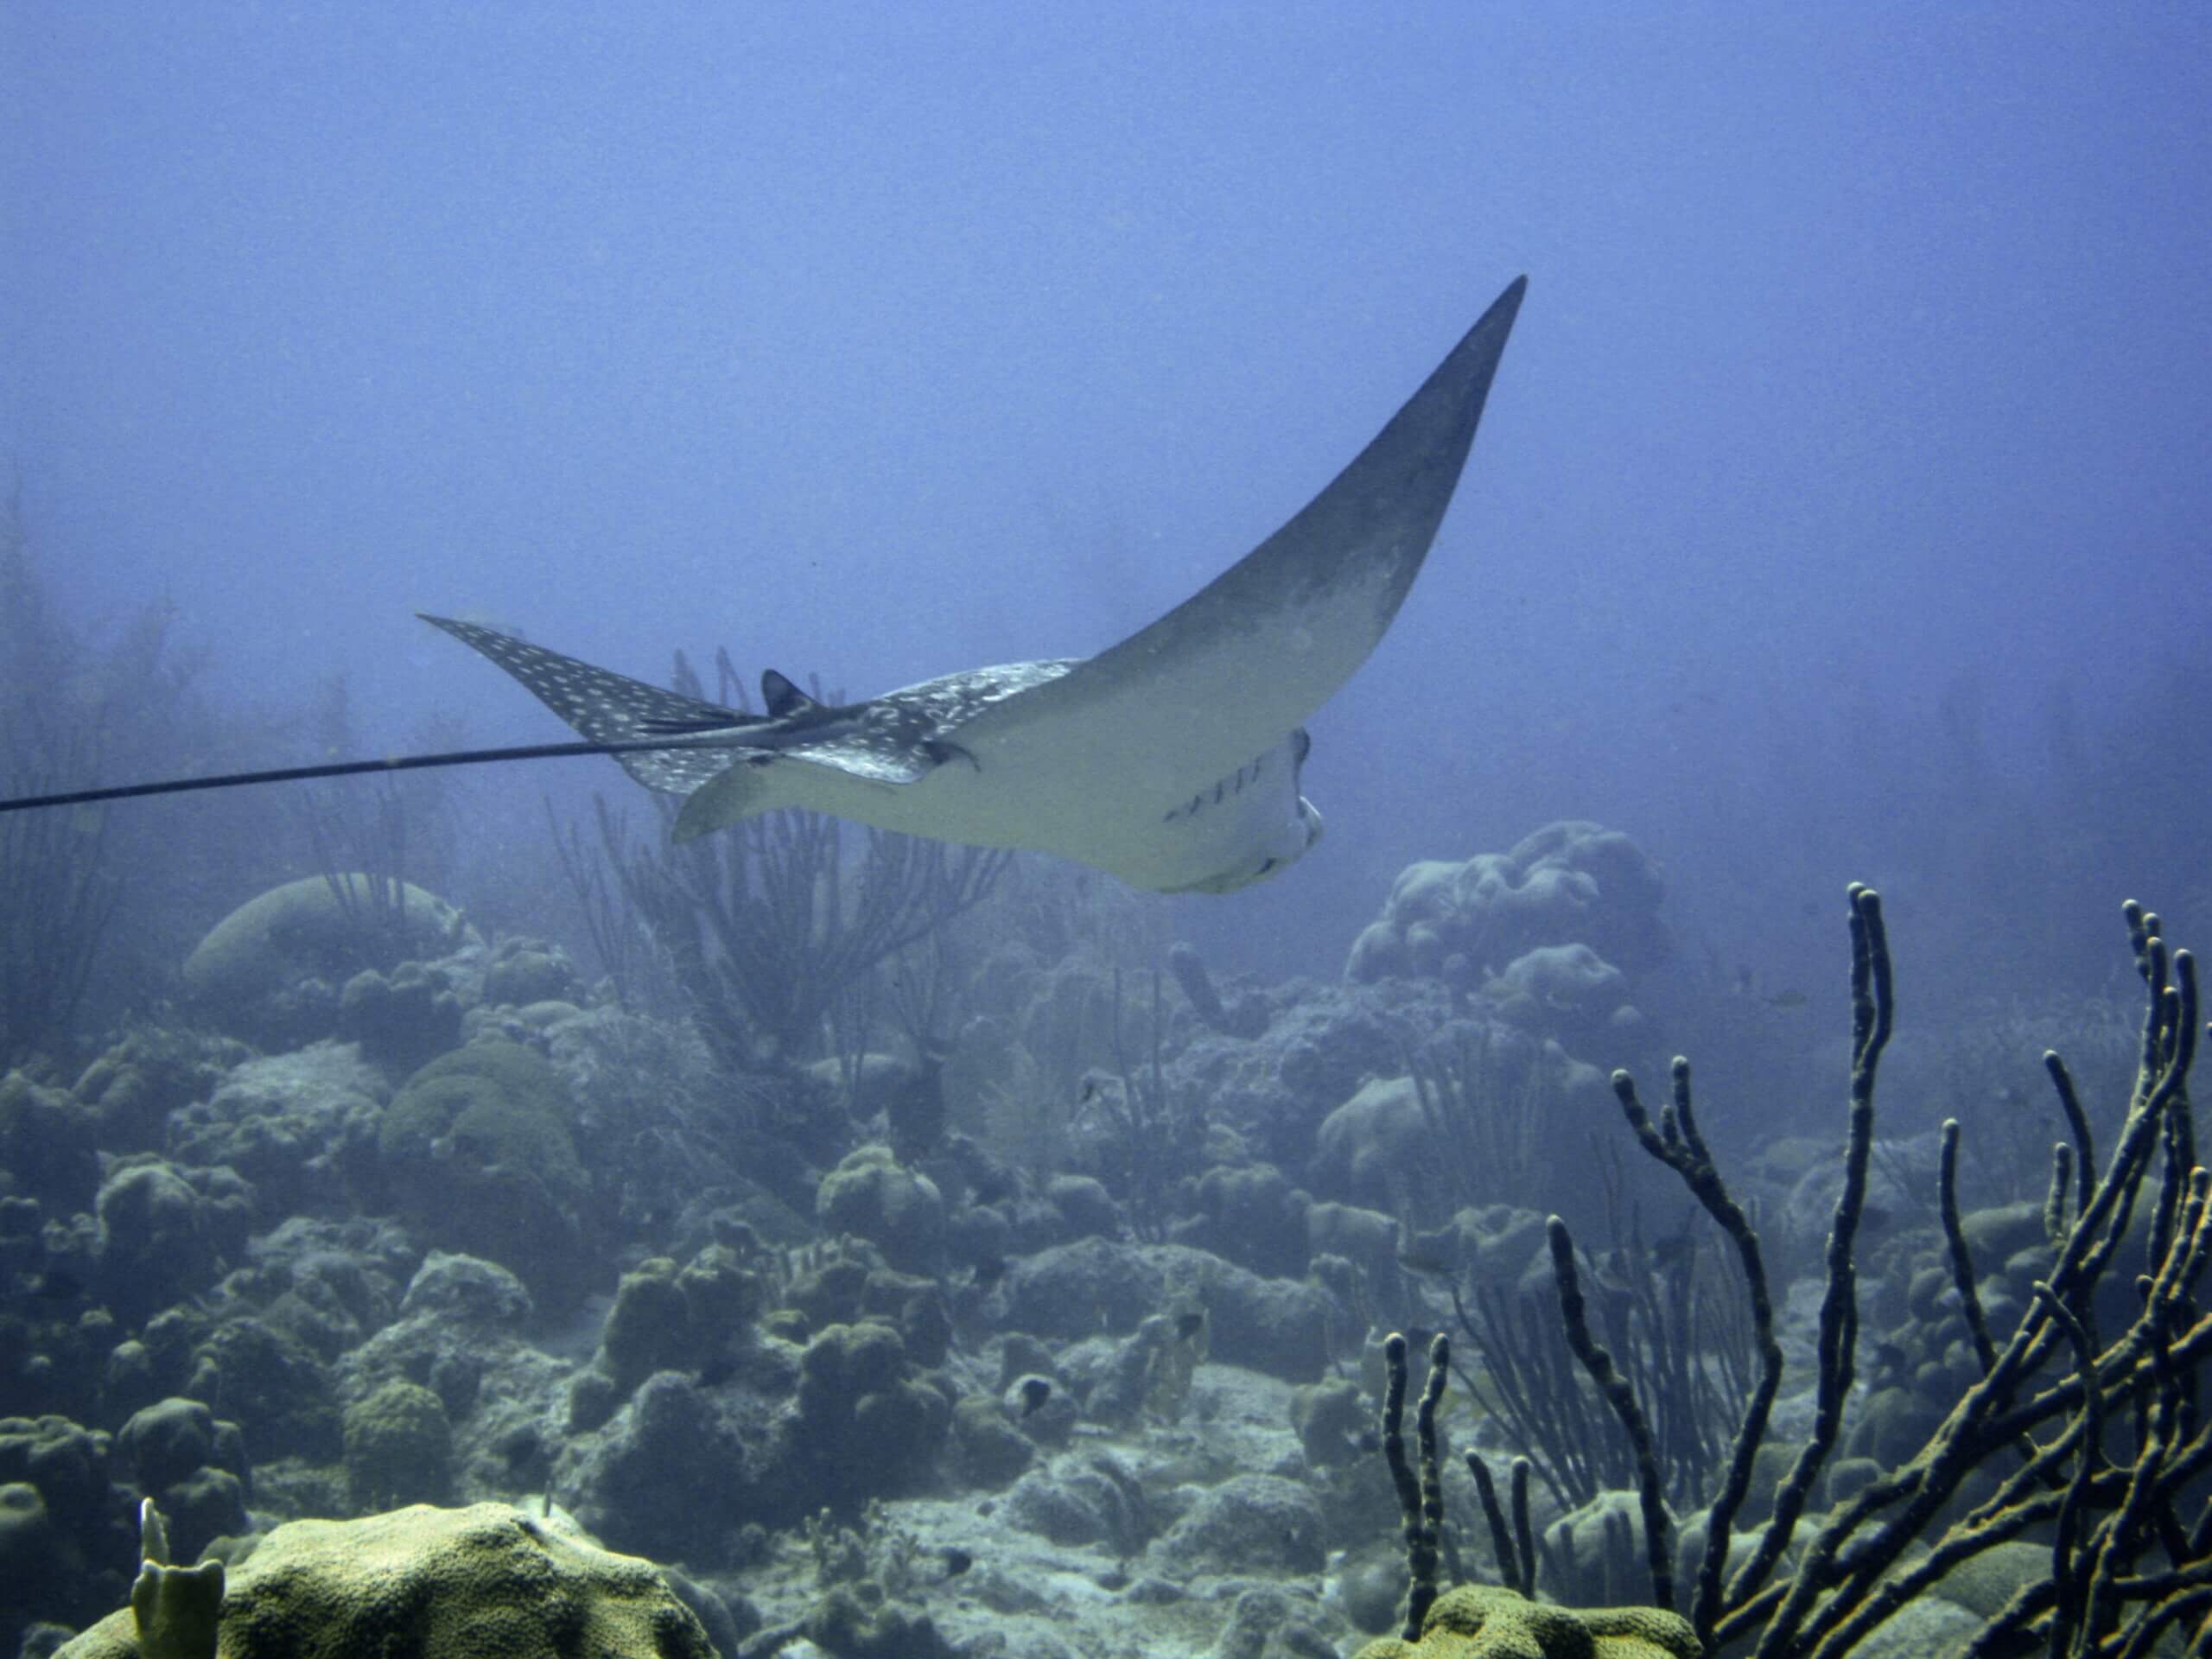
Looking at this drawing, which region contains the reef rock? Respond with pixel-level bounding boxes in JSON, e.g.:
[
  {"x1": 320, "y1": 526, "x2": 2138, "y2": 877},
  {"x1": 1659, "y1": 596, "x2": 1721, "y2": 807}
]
[
  {"x1": 1345, "y1": 822, "x2": 1666, "y2": 987},
  {"x1": 92, "y1": 1160, "x2": 255, "y2": 1328},
  {"x1": 166, "y1": 1046, "x2": 387, "y2": 1220},
  {"x1": 814, "y1": 1145, "x2": 945, "y2": 1274}
]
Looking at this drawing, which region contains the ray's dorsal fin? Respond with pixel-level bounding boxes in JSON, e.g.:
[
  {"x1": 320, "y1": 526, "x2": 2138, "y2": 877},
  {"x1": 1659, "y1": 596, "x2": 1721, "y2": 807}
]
[{"x1": 760, "y1": 670, "x2": 819, "y2": 720}]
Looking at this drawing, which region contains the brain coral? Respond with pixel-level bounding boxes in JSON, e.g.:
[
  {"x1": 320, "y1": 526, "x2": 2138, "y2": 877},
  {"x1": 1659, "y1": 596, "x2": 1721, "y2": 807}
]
[
  {"x1": 1352, "y1": 1584, "x2": 1702, "y2": 1658},
  {"x1": 58, "y1": 1503, "x2": 715, "y2": 1659}
]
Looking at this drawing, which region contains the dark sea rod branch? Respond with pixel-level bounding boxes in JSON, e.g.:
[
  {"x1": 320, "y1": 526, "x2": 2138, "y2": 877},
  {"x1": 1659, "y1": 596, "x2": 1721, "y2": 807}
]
[
  {"x1": 1605, "y1": 1055, "x2": 1783, "y2": 1647},
  {"x1": 1363, "y1": 888, "x2": 2211, "y2": 1656},
  {"x1": 1378, "y1": 1331, "x2": 1450, "y2": 1640},
  {"x1": 1732, "y1": 885, "x2": 1891, "y2": 1648},
  {"x1": 1545, "y1": 1214, "x2": 1676, "y2": 1611},
  {"x1": 1781, "y1": 920, "x2": 2205, "y2": 1659}
]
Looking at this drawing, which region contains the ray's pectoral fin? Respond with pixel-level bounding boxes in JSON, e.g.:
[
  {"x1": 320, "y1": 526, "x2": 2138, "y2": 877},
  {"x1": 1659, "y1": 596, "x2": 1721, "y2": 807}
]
[
  {"x1": 671, "y1": 758, "x2": 772, "y2": 842},
  {"x1": 417, "y1": 613, "x2": 760, "y2": 797},
  {"x1": 938, "y1": 276, "x2": 1527, "y2": 799},
  {"x1": 670, "y1": 719, "x2": 968, "y2": 842},
  {"x1": 921, "y1": 738, "x2": 980, "y2": 772}
]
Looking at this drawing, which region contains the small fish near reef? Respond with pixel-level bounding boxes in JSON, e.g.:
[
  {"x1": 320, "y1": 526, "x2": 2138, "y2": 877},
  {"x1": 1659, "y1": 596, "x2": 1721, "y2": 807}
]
[{"x1": 0, "y1": 282, "x2": 1525, "y2": 894}]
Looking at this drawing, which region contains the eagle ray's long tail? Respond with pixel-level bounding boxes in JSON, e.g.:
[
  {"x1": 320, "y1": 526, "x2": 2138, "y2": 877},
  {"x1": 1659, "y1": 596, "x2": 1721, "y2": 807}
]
[{"x1": 0, "y1": 620, "x2": 761, "y2": 815}]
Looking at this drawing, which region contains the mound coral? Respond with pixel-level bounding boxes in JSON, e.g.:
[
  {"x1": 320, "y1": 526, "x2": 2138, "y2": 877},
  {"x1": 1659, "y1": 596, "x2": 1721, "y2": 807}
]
[{"x1": 375, "y1": 1041, "x2": 594, "y2": 1313}]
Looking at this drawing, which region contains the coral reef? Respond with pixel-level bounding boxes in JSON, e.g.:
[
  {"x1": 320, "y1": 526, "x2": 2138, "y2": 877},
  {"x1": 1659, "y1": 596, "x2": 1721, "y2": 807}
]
[
  {"x1": 0, "y1": 1414, "x2": 137, "y2": 1644},
  {"x1": 180, "y1": 875, "x2": 474, "y2": 1053},
  {"x1": 12, "y1": 767, "x2": 2211, "y2": 1659}
]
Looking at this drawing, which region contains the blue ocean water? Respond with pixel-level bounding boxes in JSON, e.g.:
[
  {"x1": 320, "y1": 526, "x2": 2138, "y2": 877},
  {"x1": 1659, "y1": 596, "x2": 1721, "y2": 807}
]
[{"x1": 2, "y1": 10, "x2": 2207, "y2": 1656}]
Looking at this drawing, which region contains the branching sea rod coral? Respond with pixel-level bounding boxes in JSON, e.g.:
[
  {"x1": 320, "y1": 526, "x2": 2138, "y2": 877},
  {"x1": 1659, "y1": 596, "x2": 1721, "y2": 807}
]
[
  {"x1": 595, "y1": 648, "x2": 1009, "y2": 1069},
  {"x1": 1361, "y1": 1331, "x2": 1701, "y2": 1657},
  {"x1": 1370, "y1": 887, "x2": 2212, "y2": 1657},
  {"x1": 0, "y1": 511, "x2": 122, "y2": 1070}
]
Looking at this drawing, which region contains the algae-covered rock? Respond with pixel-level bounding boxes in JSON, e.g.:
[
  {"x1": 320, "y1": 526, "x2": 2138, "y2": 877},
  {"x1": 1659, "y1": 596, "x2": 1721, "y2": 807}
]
[
  {"x1": 1043, "y1": 1173, "x2": 1120, "y2": 1242},
  {"x1": 1145, "y1": 1471, "x2": 1325, "y2": 1579},
  {"x1": 1483, "y1": 942, "x2": 1632, "y2": 1053},
  {"x1": 0, "y1": 1481, "x2": 62, "y2": 1643},
  {"x1": 1166, "y1": 976, "x2": 1449, "y2": 1175},
  {"x1": 376, "y1": 1041, "x2": 594, "y2": 1313},
  {"x1": 948, "y1": 1392, "x2": 1035, "y2": 1487},
  {"x1": 115, "y1": 1399, "x2": 251, "y2": 1562},
  {"x1": 165, "y1": 1046, "x2": 386, "y2": 1221},
  {"x1": 1310, "y1": 1041, "x2": 1609, "y2": 1221},
  {"x1": 1305, "y1": 1199, "x2": 1399, "y2": 1294},
  {"x1": 55, "y1": 1502, "x2": 717, "y2": 1659},
  {"x1": 343, "y1": 1381, "x2": 451, "y2": 1510},
  {"x1": 184, "y1": 1317, "x2": 339, "y2": 1465},
  {"x1": 93, "y1": 1161, "x2": 256, "y2": 1328},
  {"x1": 397, "y1": 1252, "x2": 533, "y2": 1327},
  {"x1": 563, "y1": 1357, "x2": 806, "y2": 1560},
  {"x1": 814, "y1": 1145, "x2": 945, "y2": 1274},
  {"x1": 1289, "y1": 1376, "x2": 1366, "y2": 1468},
  {"x1": 0, "y1": 1414, "x2": 133, "y2": 1647},
  {"x1": 230, "y1": 1214, "x2": 411, "y2": 1363},
  {"x1": 1176, "y1": 1163, "x2": 1306, "y2": 1278},
  {"x1": 796, "y1": 1320, "x2": 951, "y2": 1503},
  {"x1": 802, "y1": 1584, "x2": 957, "y2": 1659},
  {"x1": 992, "y1": 1236, "x2": 1168, "y2": 1338},
  {"x1": 72, "y1": 1032, "x2": 244, "y2": 1157},
  {"x1": 181, "y1": 877, "x2": 474, "y2": 1052},
  {"x1": 1543, "y1": 1490, "x2": 1656, "y2": 1611},
  {"x1": 597, "y1": 1261, "x2": 693, "y2": 1396},
  {"x1": 336, "y1": 964, "x2": 464, "y2": 1078},
  {"x1": 593, "y1": 1248, "x2": 762, "y2": 1399},
  {"x1": 0, "y1": 1071, "x2": 101, "y2": 1213},
  {"x1": 481, "y1": 938, "x2": 580, "y2": 1009},
  {"x1": 1002, "y1": 1458, "x2": 1147, "y2": 1554},
  {"x1": 1308, "y1": 1077, "x2": 1432, "y2": 1217}
]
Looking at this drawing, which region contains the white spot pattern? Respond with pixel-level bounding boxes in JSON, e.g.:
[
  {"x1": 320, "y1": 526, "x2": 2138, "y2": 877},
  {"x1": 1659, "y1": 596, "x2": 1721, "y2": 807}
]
[{"x1": 420, "y1": 616, "x2": 748, "y2": 794}]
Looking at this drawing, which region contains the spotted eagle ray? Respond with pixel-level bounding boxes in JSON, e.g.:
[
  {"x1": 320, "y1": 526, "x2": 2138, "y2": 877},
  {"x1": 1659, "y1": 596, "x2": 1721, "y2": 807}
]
[{"x1": 0, "y1": 277, "x2": 1523, "y2": 893}]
